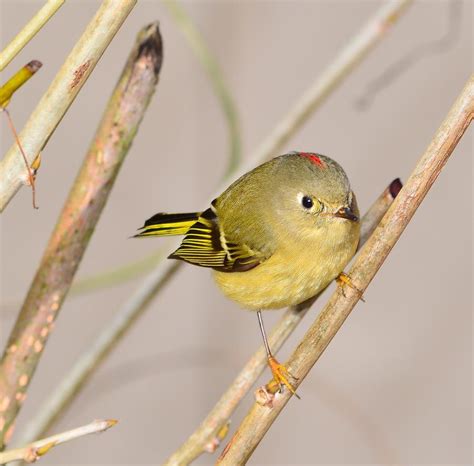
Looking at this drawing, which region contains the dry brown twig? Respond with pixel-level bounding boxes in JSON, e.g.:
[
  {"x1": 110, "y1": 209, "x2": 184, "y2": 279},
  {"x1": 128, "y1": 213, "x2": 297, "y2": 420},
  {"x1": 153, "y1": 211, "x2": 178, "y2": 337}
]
[
  {"x1": 0, "y1": 0, "x2": 137, "y2": 212},
  {"x1": 13, "y1": 0, "x2": 414, "y2": 453},
  {"x1": 217, "y1": 74, "x2": 474, "y2": 465},
  {"x1": 0, "y1": 419, "x2": 116, "y2": 464},
  {"x1": 0, "y1": 23, "x2": 163, "y2": 449}
]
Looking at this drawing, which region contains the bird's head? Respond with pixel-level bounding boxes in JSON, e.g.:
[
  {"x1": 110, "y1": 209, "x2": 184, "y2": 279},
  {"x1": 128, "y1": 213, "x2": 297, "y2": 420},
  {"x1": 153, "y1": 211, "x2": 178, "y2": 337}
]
[{"x1": 269, "y1": 152, "x2": 359, "y2": 235}]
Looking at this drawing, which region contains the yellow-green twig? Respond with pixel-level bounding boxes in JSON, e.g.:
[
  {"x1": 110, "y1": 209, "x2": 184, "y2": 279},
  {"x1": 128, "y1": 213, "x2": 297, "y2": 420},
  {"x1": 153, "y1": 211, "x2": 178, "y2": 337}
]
[{"x1": 0, "y1": 60, "x2": 42, "y2": 107}]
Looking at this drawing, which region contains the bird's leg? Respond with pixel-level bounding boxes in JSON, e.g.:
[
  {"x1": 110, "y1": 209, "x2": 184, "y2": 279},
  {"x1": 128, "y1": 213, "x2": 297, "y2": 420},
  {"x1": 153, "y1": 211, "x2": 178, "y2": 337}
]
[
  {"x1": 336, "y1": 272, "x2": 365, "y2": 301},
  {"x1": 257, "y1": 310, "x2": 300, "y2": 399}
]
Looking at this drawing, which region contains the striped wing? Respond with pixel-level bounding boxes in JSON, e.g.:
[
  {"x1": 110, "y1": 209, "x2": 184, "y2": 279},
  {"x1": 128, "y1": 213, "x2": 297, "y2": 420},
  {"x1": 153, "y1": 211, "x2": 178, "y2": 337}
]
[
  {"x1": 135, "y1": 212, "x2": 200, "y2": 237},
  {"x1": 169, "y1": 205, "x2": 264, "y2": 272}
]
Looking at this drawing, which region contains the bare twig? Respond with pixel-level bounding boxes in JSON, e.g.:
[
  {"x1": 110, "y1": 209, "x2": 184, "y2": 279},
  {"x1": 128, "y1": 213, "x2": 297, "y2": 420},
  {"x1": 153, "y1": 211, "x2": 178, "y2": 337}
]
[
  {"x1": 356, "y1": 0, "x2": 462, "y2": 109},
  {"x1": 0, "y1": 61, "x2": 43, "y2": 108},
  {"x1": 14, "y1": 0, "x2": 412, "y2": 450},
  {"x1": 0, "y1": 23, "x2": 162, "y2": 449},
  {"x1": 217, "y1": 75, "x2": 474, "y2": 465},
  {"x1": 163, "y1": 179, "x2": 401, "y2": 465},
  {"x1": 0, "y1": 0, "x2": 65, "y2": 71},
  {"x1": 164, "y1": 0, "x2": 241, "y2": 177},
  {"x1": 0, "y1": 0, "x2": 137, "y2": 212},
  {"x1": 0, "y1": 419, "x2": 116, "y2": 464}
]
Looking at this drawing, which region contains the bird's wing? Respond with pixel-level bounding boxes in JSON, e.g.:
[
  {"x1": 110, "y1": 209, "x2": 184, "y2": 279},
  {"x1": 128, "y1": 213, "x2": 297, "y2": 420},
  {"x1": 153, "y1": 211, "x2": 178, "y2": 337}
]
[{"x1": 169, "y1": 204, "x2": 266, "y2": 272}]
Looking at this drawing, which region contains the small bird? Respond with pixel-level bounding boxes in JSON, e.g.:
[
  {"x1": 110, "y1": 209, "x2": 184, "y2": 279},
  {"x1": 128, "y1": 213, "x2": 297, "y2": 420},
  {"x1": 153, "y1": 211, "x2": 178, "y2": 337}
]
[{"x1": 135, "y1": 152, "x2": 360, "y2": 397}]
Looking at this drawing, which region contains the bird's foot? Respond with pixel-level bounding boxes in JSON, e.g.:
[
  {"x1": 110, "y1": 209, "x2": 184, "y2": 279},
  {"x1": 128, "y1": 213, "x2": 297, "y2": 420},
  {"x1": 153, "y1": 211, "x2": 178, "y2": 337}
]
[
  {"x1": 337, "y1": 272, "x2": 365, "y2": 302},
  {"x1": 266, "y1": 356, "x2": 300, "y2": 399}
]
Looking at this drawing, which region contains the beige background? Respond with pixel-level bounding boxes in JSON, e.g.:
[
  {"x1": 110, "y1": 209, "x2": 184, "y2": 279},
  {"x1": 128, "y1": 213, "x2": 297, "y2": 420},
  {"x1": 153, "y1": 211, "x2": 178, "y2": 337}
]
[{"x1": 1, "y1": 1, "x2": 472, "y2": 465}]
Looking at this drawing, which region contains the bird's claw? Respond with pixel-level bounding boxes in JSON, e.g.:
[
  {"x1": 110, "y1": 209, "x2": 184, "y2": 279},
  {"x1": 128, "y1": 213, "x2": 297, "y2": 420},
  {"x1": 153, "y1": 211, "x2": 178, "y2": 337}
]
[
  {"x1": 266, "y1": 356, "x2": 300, "y2": 399},
  {"x1": 337, "y1": 272, "x2": 365, "y2": 302}
]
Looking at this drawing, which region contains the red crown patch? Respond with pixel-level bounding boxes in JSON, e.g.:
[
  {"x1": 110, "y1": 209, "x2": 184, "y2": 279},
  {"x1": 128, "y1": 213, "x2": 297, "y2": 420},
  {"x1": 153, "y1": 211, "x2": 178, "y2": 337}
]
[{"x1": 299, "y1": 152, "x2": 325, "y2": 168}]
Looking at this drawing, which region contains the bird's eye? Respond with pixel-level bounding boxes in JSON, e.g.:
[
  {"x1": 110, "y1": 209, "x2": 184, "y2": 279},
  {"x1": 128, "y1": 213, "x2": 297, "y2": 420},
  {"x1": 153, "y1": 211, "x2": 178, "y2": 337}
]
[{"x1": 301, "y1": 196, "x2": 313, "y2": 209}]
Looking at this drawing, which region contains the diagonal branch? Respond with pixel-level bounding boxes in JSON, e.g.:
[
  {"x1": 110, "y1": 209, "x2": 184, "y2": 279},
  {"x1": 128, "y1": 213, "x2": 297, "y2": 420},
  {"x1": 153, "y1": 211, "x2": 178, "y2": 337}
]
[
  {"x1": 0, "y1": 419, "x2": 116, "y2": 463},
  {"x1": 0, "y1": 23, "x2": 163, "y2": 450},
  {"x1": 13, "y1": 0, "x2": 413, "y2": 451},
  {"x1": 217, "y1": 74, "x2": 474, "y2": 465},
  {"x1": 0, "y1": 0, "x2": 137, "y2": 212}
]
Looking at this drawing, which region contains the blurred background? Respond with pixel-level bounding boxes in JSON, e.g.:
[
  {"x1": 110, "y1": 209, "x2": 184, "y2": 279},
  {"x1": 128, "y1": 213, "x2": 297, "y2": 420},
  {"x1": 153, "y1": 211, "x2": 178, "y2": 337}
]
[{"x1": 0, "y1": 1, "x2": 472, "y2": 464}]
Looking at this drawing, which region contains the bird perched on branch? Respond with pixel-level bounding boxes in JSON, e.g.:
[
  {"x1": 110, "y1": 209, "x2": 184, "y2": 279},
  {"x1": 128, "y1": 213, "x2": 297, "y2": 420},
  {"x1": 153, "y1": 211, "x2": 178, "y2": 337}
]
[{"x1": 135, "y1": 151, "x2": 360, "y2": 397}]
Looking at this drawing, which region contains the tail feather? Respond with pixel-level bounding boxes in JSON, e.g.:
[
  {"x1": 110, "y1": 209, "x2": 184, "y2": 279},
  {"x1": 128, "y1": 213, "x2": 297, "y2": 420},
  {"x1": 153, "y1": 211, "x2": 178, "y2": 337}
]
[{"x1": 135, "y1": 212, "x2": 200, "y2": 237}]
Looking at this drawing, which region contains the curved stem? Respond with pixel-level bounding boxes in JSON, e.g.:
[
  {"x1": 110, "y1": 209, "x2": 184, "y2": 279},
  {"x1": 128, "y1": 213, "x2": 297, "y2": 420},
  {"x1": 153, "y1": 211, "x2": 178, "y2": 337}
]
[{"x1": 163, "y1": 0, "x2": 241, "y2": 177}]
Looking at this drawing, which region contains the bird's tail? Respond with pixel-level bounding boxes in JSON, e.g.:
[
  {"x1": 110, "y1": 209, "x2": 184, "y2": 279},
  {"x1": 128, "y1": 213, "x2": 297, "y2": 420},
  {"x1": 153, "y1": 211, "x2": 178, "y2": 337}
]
[{"x1": 134, "y1": 212, "x2": 200, "y2": 237}]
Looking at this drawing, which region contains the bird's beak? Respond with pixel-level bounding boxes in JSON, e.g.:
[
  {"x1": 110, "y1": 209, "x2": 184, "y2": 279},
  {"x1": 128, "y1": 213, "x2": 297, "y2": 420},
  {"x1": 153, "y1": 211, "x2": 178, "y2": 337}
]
[{"x1": 334, "y1": 206, "x2": 359, "y2": 222}]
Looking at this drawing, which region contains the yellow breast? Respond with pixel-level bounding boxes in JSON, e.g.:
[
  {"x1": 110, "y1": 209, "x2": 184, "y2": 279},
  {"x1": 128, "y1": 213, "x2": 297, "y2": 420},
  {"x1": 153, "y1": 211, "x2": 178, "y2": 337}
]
[{"x1": 214, "y1": 219, "x2": 360, "y2": 310}]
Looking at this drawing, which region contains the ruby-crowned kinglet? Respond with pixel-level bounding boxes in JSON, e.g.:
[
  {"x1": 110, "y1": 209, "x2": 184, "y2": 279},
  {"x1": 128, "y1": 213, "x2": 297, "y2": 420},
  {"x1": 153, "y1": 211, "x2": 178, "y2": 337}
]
[{"x1": 135, "y1": 152, "x2": 360, "y2": 396}]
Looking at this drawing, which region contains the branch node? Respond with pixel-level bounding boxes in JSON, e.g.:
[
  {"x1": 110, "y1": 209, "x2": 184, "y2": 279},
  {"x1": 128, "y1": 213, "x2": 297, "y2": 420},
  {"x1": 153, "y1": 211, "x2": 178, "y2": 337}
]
[{"x1": 255, "y1": 386, "x2": 275, "y2": 408}]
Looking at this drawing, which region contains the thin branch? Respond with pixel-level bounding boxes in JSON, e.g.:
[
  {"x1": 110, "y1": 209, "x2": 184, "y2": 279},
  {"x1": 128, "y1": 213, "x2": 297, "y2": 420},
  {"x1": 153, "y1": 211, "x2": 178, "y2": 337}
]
[
  {"x1": 0, "y1": 0, "x2": 137, "y2": 212},
  {"x1": 0, "y1": 419, "x2": 116, "y2": 464},
  {"x1": 164, "y1": 0, "x2": 241, "y2": 177},
  {"x1": 14, "y1": 0, "x2": 412, "y2": 450},
  {"x1": 0, "y1": 61, "x2": 43, "y2": 108},
  {"x1": 0, "y1": 249, "x2": 166, "y2": 314},
  {"x1": 356, "y1": 0, "x2": 462, "y2": 109},
  {"x1": 69, "y1": 249, "x2": 166, "y2": 296},
  {"x1": 163, "y1": 179, "x2": 402, "y2": 465},
  {"x1": 217, "y1": 75, "x2": 474, "y2": 465},
  {"x1": 0, "y1": 23, "x2": 162, "y2": 449},
  {"x1": 1, "y1": 109, "x2": 38, "y2": 209},
  {"x1": 0, "y1": 0, "x2": 65, "y2": 72}
]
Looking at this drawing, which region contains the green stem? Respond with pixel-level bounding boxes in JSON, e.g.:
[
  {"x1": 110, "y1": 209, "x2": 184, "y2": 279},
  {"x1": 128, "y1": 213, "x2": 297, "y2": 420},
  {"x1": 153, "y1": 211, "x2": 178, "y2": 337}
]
[{"x1": 164, "y1": 0, "x2": 241, "y2": 177}]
